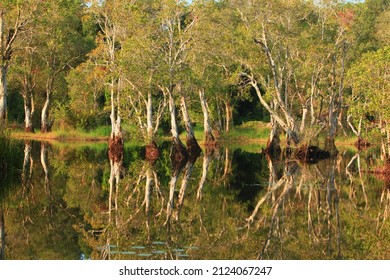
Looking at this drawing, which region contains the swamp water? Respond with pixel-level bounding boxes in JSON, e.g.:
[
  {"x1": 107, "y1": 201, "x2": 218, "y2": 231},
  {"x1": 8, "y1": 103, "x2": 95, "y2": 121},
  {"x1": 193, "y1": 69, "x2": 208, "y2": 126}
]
[{"x1": 0, "y1": 140, "x2": 389, "y2": 260}]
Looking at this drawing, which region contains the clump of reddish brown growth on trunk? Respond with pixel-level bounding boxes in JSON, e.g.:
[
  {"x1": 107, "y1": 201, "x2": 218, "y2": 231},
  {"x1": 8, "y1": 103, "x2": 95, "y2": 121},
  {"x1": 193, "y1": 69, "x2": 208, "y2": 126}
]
[
  {"x1": 371, "y1": 162, "x2": 390, "y2": 188},
  {"x1": 170, "y1": 138, "x2": 188, "y2": 168},
  {"x1": 354, "y1": 137, "x2": 371, "y2": 150},
  {"x1": 25, "y1": 126, "x2": 34, "y2": 133},
  {"x1": 108, "y1": 136, "x2": 124, "y2": 163},
  {"x1": 186, "y1": 137, "x2": 202, "y2": 160},
  {"x1": 145, "y1": 141, "x2": 159, "y2": 162}
]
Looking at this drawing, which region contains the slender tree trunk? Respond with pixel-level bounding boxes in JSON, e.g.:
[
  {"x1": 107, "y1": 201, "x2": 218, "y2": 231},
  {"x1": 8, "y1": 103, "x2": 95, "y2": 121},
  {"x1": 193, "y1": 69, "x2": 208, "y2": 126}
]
[
  {"x1": 180, "y1": 95, "x2": 201, "y2": 158},
  {"x1": 265, "y1": 117, "x2": 282, "y2": 158},
  {"x1": 145, "y1": 91, "x2": 159, "y2": 161},
  {"x1": 108, "y1": 79, "x2": 123, "y2": 162},
  {"x1": 300, "y1": 105, "x2": 308, "y2": 133},
  {"x1": 264, "y1": 100, "x2": 281, "y2": 157},
  {"x1": 326, "y1": 96, "x2": 338, "y2": 156},
  {"x1": 146, "y1": 91, "x2": 153, "y2": 142},
  {"x1": 23, "y1": 92, "x2": 34, "y2": 132},
  {"x1": 199, "y1": 89, "x2": 215, "y2": 145},
  {"x1": 224, "y1": 100, "x2": 233, "y2": 133},
  {"x1": 0, "y1": 66, "x2": 8, "y2": 124},
  {"x1": 41, "y1": 91, "x2": 51, "y2": 133},
  {"x1": 168, "y1": 90, "x2": 187, "y2": 164}
]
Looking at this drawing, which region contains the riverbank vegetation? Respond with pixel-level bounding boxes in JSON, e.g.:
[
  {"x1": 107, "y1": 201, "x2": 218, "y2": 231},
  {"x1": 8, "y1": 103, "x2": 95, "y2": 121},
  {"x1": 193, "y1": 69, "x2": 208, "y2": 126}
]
[{"x1": 0, "y1": 0, "x2": 389, "y2": 163}]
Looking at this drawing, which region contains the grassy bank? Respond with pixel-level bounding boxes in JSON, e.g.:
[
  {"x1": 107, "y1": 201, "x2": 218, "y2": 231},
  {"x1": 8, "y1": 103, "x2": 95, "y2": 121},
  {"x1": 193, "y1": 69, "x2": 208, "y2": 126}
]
[{"x1": 8, "y1": 121, "x2": 363, "y2": 150}]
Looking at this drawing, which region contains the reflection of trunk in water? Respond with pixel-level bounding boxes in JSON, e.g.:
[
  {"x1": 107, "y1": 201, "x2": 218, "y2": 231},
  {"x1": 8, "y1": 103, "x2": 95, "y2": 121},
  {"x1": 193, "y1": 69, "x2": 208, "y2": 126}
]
[
  {"x1": 165, "y1": 157, "x2": 186, "y2": 225},
  {"x1": 346, "y1": 153, "x2": 368, "y2": 210},
  {"x1": 174, "y1": 156, "x2": 198, "y2": 221},
  {"x1": 325, "y1": 159, "x2": 341, "y2": 258},
  {"x1": 257, "y1": 162, "x2": 298, "y2": 259},
  {"x1": 102, "y1": 152, "x2": 123, "y2": 260},
  {"x1": 378, "y1": 188, "x2": 389, "y2": 234},
  {"x1": 22, "y1": 141, "x2": 34, "y2": 191},
  {"x1": 196, "y1": 148, "x2": 213, "y2": 202},
  {"x1": 247, "y1": 155, "x2": 285, "y2": 225},
  {"x1": 40, "y1": 142, "x2": 50, "y2": 196}
]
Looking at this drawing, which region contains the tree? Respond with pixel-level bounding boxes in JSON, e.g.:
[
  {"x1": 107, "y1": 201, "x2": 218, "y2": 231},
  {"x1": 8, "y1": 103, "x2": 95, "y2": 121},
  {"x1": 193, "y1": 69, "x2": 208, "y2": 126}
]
[
  {"x1": 0, "y1": 0, "x2": 42, "y2": 125},
  {"x1": 153, "y1": 0, "x2": 197, "y2": 160},
  {"x1": 88, "y1": 0, "x2": 138, "y2": 157},
  {"x1": 347, "y1": 47, "x2": 390, "y2": 158},
  {"x1": 118, "y1": 1, "x2": 167, "y2": 156},
  {"x1": 35, "y1": 0, "x2": 91, "y2": 133}
]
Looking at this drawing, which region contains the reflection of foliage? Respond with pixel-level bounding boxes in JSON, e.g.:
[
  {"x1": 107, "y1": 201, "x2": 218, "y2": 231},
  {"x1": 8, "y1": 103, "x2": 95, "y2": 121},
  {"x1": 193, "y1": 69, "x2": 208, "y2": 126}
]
[{"x1": 2, "y1": 141, "x2": 389, "y2": 259}]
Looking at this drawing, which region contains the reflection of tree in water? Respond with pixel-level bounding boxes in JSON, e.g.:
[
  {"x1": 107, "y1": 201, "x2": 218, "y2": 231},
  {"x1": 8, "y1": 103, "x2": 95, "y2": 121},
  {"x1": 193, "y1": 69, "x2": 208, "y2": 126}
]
[
  {"x1": 4, "y1": 141, "x2": 388, "y2": 259},
  {"x1": 243, "y1": 149, "x2": 390, "y2": 260},
  {"x1": 2, "y1": 142, "x2": 84, "y2": 259}
]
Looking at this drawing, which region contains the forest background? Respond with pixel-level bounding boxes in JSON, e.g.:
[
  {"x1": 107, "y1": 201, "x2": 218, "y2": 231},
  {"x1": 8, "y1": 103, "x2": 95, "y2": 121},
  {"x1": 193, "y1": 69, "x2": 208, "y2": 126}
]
[{"x1": 0, "y1": 0, "x2": 389, "y2": 162}]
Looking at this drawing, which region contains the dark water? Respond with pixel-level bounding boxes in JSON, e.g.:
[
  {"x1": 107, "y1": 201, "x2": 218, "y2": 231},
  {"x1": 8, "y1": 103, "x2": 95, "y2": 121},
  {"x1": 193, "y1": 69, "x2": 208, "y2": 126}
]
[{"x1": 0, "y1": 140, "x2": 389, "y2": 260}]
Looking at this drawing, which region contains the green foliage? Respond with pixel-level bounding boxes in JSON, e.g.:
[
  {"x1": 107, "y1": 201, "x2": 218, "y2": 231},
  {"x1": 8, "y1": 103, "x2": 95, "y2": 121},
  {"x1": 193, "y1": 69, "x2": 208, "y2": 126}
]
[{"x1": 347, "y1": 46, "x2": 390, "y2": 140}]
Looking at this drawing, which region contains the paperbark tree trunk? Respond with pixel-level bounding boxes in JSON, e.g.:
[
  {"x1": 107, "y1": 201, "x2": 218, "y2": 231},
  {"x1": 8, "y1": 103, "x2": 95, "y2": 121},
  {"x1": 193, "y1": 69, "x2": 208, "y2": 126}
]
[
  {"x1": 108, "y1": 79, "x2": 124, "y2": 162},
  {"x1": 0, "y1": 66, "x2": 8, "y2": 124},
  {"x1": 224, "y1": 100, "x2": 233, "y2": 133},
  {"x1": 168, "y1": 89, "x2": 188, "y2": 164},
  {"x1": 23, "y1": 93, "x2": 34, "y2": 132},
  {"x1": 41, "y1": 92, "x2": 51, "y2": 133},
  {"x1": 180, "y1": 95, "x2": 201, "y2": 158},
  {"x1": 199, "y1": 89, "x2": 215, "y2": 145}
]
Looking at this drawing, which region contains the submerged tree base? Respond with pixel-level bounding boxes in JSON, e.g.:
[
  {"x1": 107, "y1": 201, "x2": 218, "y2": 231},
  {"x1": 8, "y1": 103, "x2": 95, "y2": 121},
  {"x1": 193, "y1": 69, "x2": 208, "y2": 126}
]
[
  {"x1": 170, "y1": 138, "x2": 189, "y2": 171},
  {"x1": 355, "y1": 137, "x2": 371, "y2": 150},
  {"x1": 108, "y1": 136, "x2": 124, "y2": 163},
  {"x1": 25, "y1": 126, "x2": 34, "y2": 133},
  {"x1": 295, "y1": 145, "x2": 331, "y2": 164},
  {"x1": 186, "y1": 137, "x2": 202, "y2": 160},
  {"x1": 145, "y1": 141, "x2": 159, "y2": 162},
  {"x1": 263, "y1": 139, "x2": 282, "y2": 159}
]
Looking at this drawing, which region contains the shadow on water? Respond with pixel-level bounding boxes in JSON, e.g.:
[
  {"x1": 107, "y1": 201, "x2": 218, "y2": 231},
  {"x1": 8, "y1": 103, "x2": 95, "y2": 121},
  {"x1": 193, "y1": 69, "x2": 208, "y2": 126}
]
[{"x1": 0, "y1": 140, "x2": 389, "y2": 260}]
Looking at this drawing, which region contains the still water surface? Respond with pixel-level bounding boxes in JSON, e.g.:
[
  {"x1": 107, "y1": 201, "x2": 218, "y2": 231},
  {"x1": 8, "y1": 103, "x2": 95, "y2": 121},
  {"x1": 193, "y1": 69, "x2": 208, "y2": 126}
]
[{"x1": 0, "y1": 140, "x2": 389, "y2": 260}]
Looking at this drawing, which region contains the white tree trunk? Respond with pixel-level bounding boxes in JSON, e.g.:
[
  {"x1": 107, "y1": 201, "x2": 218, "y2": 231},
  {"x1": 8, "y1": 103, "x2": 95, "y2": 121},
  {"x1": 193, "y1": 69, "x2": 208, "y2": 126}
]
[
  {"x1": 180, "y1": 95, "x2": 195, "y2": 140},
  {"x1": 168, "y1": 90, "x2": 180, "y2": 141},
  {"x1": 0, "y1": 66, "x2": 8, "y2": 123},
  {"x1": 23, "y1": 93, "x2": 34, "y2": 132},
  {"x1": 224, "y1": 100, "x2": 233, "y2": 132},
  {"x1": 300, "y1": 105, "x2": 308, "y2": 133},
  {"x1": 146, "y1": 91, "x2": 153, "y2": 142},
  {"x1": 41, "y1": 93, "x2": 51, "y2": 132},
  {"x1": 199, "y1": 89, "x2": 215, "y2": 143}
]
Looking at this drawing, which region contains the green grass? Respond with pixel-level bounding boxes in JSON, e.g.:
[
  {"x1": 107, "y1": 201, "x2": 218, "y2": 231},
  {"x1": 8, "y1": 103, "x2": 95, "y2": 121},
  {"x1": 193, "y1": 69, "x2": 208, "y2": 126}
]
[
  {"x1": 221, "y1": 121, "x2": 270, "y2": 143},
  {"x1": 0, "y1": 130, "x2": 22, "y2": 178}
]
